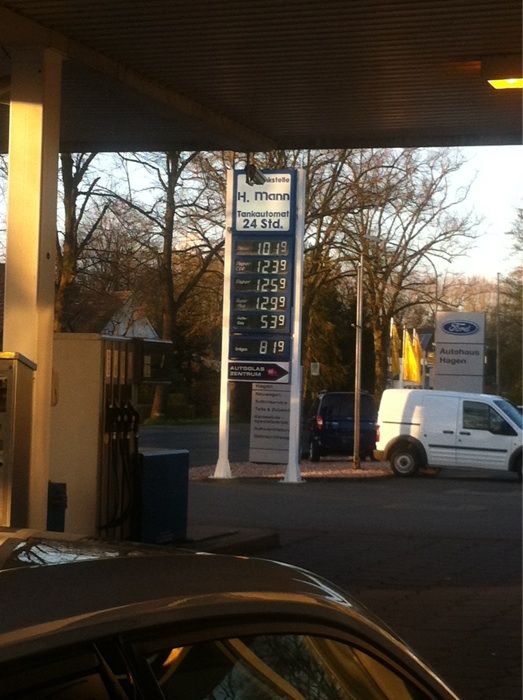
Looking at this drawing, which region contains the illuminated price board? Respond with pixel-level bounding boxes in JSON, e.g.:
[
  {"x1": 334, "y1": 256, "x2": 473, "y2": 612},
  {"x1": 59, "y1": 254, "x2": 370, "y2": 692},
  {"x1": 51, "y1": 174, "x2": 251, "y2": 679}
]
[
  {"x1": 234, "y1": 276, "x2": 288, "y2": 292},
  {"x1": 234, "y1": 258, "x2": 289, "y2": 275},
  {"x1": 235, "y1": 238, "x2": 291, "y2": 256},
  {"x1": 230, "y1": 233, "x2": 294, "y2": 340},
  {"x1": 233, "y1": 294, "x2": 288, "y2": 311},
  {"x1": 229, "y1": 336, "x2": 291, "y2": 361},
  {"x1": 232, "y1": 312, "x2": 290, "y2": 333}
]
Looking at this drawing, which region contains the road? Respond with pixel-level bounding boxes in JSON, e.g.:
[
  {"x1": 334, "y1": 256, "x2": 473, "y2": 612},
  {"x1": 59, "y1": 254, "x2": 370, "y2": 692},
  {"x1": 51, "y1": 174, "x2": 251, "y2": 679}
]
[
  {"x1": 140, "y1": 423, "x2": 250, "y2": 466},
  {"x1": 142, "y1": 424, "x2": 522, "y2": 700}
]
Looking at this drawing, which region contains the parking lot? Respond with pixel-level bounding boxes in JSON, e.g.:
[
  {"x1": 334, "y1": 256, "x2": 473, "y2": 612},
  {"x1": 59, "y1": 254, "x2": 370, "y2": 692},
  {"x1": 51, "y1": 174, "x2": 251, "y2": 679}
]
[
  {"x1": 186, "y1": 462, "x2": 521, "y2": 700},
  {"x1": 141, "y1": 423, "x2": 522, "y2": 699}
]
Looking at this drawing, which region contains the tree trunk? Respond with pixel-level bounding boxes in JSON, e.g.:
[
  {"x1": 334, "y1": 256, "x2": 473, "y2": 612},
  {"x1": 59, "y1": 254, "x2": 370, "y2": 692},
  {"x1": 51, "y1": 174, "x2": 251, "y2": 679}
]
[
  {"x1": 149, "y1": 152, "x2": 178, "y2": 419},
  {"x1": 55, "y1": 153, "x2": 78, "y2": 331},
  {"x1": 372, "y1": 322, "x2": 388, "y2": 401}
]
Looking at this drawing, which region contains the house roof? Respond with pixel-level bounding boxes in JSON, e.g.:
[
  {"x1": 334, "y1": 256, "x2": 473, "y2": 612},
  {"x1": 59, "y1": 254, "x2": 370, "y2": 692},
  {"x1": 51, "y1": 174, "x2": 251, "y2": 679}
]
[
  {"x1": 65, "y1": 290, "x2": 158, "y2": 339},
  {"x1": 0, "y1": 1, "x2": 521, "y2": 153}
]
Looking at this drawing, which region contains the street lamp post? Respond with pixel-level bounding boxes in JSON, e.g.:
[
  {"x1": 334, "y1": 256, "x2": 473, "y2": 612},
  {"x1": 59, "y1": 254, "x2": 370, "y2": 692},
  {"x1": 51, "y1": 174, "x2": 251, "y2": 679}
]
[
  {"x1": 353, "y1": 251, "x2": 363, "y2": 470},
  {"x1": 496, "y1": 272, "x2": 500, "y2": 393}
]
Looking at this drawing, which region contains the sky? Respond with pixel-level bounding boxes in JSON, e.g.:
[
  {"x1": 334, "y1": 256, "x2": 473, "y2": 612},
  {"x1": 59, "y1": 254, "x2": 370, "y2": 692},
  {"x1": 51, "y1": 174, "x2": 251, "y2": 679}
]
[
  {"x1": 1, "y1": 145, "x2": 521, "y2": 279},
  {"x1": 443, "y1": 145, "x2": 522, "y2": 279}
]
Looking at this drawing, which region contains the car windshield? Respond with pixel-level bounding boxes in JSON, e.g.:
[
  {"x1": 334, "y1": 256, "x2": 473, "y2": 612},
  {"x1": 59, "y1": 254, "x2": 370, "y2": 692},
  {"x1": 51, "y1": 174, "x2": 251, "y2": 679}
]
[
  {"x1": 494, "y1": 399, "x2": 523, "y2": 429},
  {"x1": 320, "y1": 394, "x2": 375, "y2": 420},
  {"x1": 142, "y1": 633, "x2": 430, "y2": 700}
]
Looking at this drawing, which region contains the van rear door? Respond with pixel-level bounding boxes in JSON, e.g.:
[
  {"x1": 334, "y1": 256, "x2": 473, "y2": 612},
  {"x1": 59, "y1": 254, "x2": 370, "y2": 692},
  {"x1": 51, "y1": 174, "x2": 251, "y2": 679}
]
[{"x1": 423, "y1": 395, "x2": 459, "y2": 467}]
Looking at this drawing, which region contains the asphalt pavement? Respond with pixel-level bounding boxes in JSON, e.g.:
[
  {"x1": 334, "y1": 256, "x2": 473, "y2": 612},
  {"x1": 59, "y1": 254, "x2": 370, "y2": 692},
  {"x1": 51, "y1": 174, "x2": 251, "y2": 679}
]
[
  {"x1": 140, "y1": 423, "x2": 250, "y2": 465},
  {"x1": 184, "y1": 466, "x2": 522, "y2": 700},
  {"x1": 141, "y1": 423, "x2": 522, "y2": 700}
]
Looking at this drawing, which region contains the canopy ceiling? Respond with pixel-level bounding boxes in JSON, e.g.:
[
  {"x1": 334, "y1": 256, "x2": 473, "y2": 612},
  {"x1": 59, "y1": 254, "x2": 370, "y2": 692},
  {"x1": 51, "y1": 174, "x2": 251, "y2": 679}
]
[{"x1": 0, "y1": 0, "x2": 521, "y2": 153}]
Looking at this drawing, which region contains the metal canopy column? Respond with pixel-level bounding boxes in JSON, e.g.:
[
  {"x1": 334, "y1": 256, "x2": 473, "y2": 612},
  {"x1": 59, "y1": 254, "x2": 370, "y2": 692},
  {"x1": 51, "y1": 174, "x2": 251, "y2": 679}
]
[{"x1": 4, "y1": 47, "x2": 62, "y2": 528}]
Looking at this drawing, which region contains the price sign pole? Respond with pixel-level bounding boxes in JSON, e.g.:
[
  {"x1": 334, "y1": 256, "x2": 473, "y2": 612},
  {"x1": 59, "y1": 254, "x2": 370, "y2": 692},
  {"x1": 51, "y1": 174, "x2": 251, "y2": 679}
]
[
  {"x1": 214, "y1": 170, "x2": 234, "y2": 479},
  {"x1": 282, "y1": 168, "x2": 305, "y2": 483},
  {"x1": 214, "y1": 167, "x2": 304, "y2": 482}
]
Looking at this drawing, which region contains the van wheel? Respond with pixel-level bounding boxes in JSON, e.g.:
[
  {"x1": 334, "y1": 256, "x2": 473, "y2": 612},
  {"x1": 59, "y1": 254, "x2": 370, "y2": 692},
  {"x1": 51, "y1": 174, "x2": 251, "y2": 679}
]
[
  {"x1": 390, "y1": 445, "x2": 419, "y2": 477},
  {"x1": 515, "y1": 455, "x2": 522, "y2": 482},
  {"x1": 309, "y1": 440, "x2": 321, "y2": 462}
]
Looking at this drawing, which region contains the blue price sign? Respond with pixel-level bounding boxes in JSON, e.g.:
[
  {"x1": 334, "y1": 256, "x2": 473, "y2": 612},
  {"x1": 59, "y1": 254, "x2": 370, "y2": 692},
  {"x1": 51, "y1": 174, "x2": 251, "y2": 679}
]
[{"x1": 229, "y1": 169, "x2": 297, "y2": 368}]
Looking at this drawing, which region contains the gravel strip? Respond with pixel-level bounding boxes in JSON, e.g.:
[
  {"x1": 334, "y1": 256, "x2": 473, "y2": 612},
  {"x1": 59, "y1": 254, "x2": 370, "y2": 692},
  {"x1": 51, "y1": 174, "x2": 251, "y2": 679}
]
[{"x1": 190, "y1": 460, "x2": 393, "y2": 481}]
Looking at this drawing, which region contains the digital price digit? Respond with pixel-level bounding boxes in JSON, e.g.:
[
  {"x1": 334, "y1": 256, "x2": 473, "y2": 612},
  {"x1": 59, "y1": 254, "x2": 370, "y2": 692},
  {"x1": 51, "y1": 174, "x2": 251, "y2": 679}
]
[
  {"x1": 232, "y1": 313, "x2": 289, "y2": 332},
  {"x1": 234, "y1": 258, "x2": 288, "y2": 274},
  {"x1": 259, "y1": 339, "x2": 287, "y2": 356},
  {"x1": 255, "y1": 295, "x2": 287, "y2": 311},
  {"x1": 255, "y1": 258, "x2": 288, "y2": 274},
  {"x1": 234, "y1": 295, "x2": 288, "y2": 311},
  {"x1": 256, "y1": 277, "x2": 287, "y2": 292},
  {"x1": 234, "y1": 277, "x2": 287, "y2": 292},
  {"x1": 260, "y1": 314, "x2": 286, "y2": 330},
  {"x1": 229, "y1": 336, "x2": 290, "y2": 360},
  {"x1": 235, "y1": 238, "x2": 290, "y2": 256},
  {"x1": 254, "y1": 240, "x2": 288, "y2": 256}
]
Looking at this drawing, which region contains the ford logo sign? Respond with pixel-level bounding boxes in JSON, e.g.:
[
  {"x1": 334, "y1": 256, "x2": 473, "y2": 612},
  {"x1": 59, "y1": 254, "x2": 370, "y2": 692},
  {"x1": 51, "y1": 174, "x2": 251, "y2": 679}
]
[{"x1": 442, "y1": 320, "x2": 480, "y2": 336}]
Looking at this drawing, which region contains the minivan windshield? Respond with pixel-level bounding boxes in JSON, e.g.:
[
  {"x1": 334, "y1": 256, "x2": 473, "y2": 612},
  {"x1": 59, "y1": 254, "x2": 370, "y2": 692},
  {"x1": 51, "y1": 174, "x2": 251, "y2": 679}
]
[{"x1": 494, "y1": 399, "x2": 522, "y2": 429}]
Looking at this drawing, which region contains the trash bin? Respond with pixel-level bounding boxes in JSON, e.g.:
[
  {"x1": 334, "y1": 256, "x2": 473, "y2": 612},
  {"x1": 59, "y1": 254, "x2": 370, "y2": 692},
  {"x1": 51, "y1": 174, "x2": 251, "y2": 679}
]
[
  {"x1": 47, "y1": 481, "x2": 67, "y2": 532},
  {"x1": 137, "y1": 449, "x2": 189, "y2": 544}
]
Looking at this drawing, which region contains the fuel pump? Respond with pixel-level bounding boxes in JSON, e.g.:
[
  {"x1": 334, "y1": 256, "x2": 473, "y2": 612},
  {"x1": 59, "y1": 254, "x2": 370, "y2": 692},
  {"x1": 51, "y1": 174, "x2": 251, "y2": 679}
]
[
  {"x1": 50, "y1": 334, "x2": 172, "y2": 539},
  {"x1": 0, "y1": 353, "x2": 35, "y2": 528},
  {"x1": 99, "y1": 396, "x2": 141, "y2": 541}
]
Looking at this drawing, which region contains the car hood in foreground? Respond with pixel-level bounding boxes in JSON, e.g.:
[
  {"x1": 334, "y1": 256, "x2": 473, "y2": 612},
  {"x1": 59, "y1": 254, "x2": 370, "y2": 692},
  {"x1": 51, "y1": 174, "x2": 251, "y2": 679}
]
[{"x1": 0, "y1": 536, "x2": 458, "y2": 699}]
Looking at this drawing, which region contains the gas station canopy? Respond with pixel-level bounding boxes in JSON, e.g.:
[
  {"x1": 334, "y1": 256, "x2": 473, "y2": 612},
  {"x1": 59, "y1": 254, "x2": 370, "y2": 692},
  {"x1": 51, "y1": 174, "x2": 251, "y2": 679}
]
[{"x1": 0, "y1": 0, "x2": 521, "y2": 153}]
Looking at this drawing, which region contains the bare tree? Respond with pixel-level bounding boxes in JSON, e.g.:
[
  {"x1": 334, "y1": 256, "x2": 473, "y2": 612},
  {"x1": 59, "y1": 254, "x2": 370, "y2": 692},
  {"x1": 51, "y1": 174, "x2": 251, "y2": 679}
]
[
  {"x1": 43, "y1": 147, "x2": 483, "y2": 414},
  {"x1": 497, "y1": 210, "x2": 522, "y2": 401},
  {"x1": 508, "y1": 207, "x2": 523, "y2": 254},
  {"x1": 334, "y1": 148, "x2": 479, "y2": 397},
  {"x1": 55, "y1": 152, "x2": 110, "y2": 330},
  {"x1": 105, "y1": 151, "x2": 227, "y2": 418},
  {"x1": 207, "y1": 148, "x2": 478, "y2": 402}
]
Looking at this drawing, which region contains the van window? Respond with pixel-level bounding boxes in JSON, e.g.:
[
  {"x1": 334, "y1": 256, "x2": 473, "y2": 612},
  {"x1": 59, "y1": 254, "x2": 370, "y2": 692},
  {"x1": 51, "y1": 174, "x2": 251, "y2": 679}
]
[
  {"x1": 494, "y1": 399, "x2": 523, "y2": 429},
  {"x1": 463, "y1": 401, "x2": 516, "y2": 436}
]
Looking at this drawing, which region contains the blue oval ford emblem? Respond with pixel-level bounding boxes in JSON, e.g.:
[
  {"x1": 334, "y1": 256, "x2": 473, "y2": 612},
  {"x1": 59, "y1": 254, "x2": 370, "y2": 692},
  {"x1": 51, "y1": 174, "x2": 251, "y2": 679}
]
[{"x1": 442, "y1": 320, "x2": 480, "y2": 336}]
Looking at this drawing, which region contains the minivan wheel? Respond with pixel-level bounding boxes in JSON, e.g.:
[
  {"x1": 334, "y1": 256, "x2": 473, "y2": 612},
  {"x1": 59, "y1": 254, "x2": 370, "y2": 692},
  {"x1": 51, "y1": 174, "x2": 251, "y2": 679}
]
[
  {"x1": 390, "y1": 445, "x2": 419, "y2": 477},
  {"x1": 309, "y1": 439, "x2": 321, "y2": 462}
]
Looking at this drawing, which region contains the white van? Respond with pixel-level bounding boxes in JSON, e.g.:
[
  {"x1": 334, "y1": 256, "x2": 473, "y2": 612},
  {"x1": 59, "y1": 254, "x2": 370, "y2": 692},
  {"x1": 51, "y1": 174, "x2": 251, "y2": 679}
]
[{"x1": 375, "y1": 389, "x2": 522, "y2": 479}]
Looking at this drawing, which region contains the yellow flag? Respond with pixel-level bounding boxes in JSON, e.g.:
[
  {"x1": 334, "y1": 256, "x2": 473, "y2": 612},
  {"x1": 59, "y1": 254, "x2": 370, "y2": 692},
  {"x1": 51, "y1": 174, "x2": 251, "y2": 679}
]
[
  {"x1": 403, "y1": 329, "x2": 421, "y2": 384},
  {"x1": 390, "y1": 320, "x2": 400, "y2": 376}
]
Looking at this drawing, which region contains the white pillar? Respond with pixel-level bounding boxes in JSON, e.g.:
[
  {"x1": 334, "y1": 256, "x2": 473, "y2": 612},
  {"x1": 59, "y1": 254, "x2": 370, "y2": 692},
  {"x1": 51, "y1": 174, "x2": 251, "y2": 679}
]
[
  {"x1": 352, "y1": 252, "x2": 363, "y2": 470},
  {"x1": 4, "y1": 47, "x2": 62, "y2": 528},
  {"x1": 282, "y1": 169, "x2": 306, "y2": 483},
  {"x1": 214, "y1": 170, "x2": 233, "y2": 479}
]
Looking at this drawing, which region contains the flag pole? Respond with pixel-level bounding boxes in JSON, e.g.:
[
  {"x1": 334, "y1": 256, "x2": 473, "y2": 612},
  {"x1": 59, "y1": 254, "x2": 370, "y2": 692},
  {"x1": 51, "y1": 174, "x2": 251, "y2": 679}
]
[{"x1": 399, "y1": 326, "x2": 405, "y2": 388}]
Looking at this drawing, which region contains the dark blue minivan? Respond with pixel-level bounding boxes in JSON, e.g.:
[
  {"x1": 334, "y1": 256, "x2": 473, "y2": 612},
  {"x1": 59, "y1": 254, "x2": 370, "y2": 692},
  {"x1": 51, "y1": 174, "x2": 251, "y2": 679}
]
[{"x1": 306, "y1": 391, "x2": 377, "y2": 461}]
